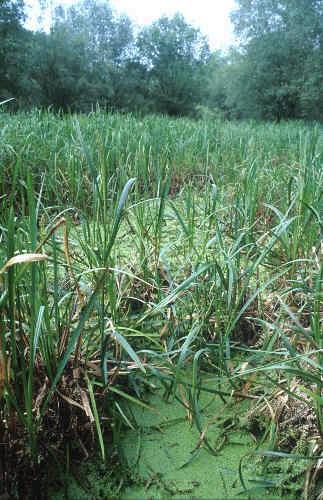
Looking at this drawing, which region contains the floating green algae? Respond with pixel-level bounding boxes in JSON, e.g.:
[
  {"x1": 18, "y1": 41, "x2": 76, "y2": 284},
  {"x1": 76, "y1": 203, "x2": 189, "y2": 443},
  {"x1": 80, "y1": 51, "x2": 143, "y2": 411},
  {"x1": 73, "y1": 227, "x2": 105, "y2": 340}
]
[
  {"x1": 120, "y1": 377, "x2": 257, "y2": 499},
  {"x1": 49, "y1": 375, "x2": 309, "y2": 499}
]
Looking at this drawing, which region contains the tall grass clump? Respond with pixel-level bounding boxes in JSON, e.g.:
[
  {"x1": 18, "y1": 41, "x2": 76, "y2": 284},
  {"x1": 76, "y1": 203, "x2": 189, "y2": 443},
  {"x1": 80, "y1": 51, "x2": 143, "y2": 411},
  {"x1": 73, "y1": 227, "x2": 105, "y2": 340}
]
[
  {"x1": 0, "y1": 165, "x2": 152, "y2": 495},
  {"x1": 0, "y1": 108, "x2": 322, "y2": 497}
]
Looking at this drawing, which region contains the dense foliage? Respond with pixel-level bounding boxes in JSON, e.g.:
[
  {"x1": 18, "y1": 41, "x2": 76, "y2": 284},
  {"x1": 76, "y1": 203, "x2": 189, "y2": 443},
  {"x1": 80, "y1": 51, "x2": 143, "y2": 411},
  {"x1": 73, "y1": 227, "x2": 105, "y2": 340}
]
[
  {"x1": 1, "y1": 1, "x2": 322, "y2": 496},
  {"x1": 0, "y1": 0, "x2": 322, "y2": 120},
  {"x1": 0, "y1": 111, "x2": 322, "y2": 497},
  {"x1": 227, "y1": 0, "x2": 323, "y2": 121}
]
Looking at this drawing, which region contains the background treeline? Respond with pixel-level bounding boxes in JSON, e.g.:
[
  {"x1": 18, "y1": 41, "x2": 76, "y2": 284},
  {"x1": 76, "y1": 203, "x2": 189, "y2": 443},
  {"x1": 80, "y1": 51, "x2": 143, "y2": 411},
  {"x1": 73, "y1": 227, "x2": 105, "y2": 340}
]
[{"x1": 1, "y1": 0, "x2": 322, "y2": 120}]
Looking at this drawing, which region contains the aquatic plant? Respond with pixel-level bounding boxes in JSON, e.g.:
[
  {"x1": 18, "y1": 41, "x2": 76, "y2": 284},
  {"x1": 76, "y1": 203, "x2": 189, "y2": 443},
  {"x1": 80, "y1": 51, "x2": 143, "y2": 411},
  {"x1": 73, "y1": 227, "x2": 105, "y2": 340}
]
[{"x1": 0, "y1": 110, "x2": 321, "y2": 497}]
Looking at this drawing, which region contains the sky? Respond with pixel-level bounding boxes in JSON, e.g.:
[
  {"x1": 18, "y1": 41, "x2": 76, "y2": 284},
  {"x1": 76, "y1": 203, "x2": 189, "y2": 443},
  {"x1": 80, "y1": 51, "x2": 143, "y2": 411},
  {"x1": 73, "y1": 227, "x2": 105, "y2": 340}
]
[
  {"x1": 109, "y1": 0, "x2": 236, "y2": 50},
  {"x1": 26, "y1": 0, "x2": 237, "y2": 51}
]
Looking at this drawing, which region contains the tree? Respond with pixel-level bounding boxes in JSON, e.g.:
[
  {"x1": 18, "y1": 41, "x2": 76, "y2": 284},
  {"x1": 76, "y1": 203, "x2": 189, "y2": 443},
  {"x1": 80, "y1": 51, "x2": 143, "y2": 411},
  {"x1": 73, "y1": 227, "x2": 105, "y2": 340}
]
[
  {"x1": 0, "y1": 0, "x2": 26, "y2": 99},
  {"x1": 32, "y1": 0, "x2": 136, "y2": 111},
  {"x1": 227, "y1": 0, "x2": 323, "y2": 120},
  {"x1": 231, "y1": 0, "x2": 322, "y2": 44},
  {"x1": 203, "y1": 53, "x2": 232, "y2": 119},
  {"x1": 58, "y1": 0, "x2": 134, "y2": 67},
  {"x1": 137, "y1": 14, "x2": 210, "y2": 115},
  {"x1": 32, "y1": 27, "x2": 89, "y2": 110}
]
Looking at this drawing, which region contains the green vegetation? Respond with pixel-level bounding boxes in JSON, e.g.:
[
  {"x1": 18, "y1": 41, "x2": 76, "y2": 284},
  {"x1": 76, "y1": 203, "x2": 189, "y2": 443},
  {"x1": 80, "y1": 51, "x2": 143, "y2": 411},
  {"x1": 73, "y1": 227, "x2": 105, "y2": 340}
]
[
  {"x1": 1, "y1": 0, "x2": 322, "y2": 120},
  {"x1": 0, "y1": 110, "x2": 322, "y2": 498},
  {"x1": 1, "y1": 1, "x2": 322, "y2": 497},
  {"x1": 53, "y1": 377, "x2": 256, "y2": 499}
]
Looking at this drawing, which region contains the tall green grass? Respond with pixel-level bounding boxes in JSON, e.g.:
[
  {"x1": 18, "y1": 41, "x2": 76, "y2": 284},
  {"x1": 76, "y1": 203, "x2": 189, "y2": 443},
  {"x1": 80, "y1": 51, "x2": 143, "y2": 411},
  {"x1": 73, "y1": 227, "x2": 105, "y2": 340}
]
[{"x1": 0, "y1": 109, "x2": 322, "y2": 496}]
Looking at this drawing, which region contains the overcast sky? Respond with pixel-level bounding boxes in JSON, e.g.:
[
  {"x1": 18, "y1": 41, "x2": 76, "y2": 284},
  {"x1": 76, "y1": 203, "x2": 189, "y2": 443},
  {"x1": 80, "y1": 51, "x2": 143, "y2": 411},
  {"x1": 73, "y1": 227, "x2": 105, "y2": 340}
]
[{"x1": 26, "y1": 0, "x2": 237, "y2": 50}]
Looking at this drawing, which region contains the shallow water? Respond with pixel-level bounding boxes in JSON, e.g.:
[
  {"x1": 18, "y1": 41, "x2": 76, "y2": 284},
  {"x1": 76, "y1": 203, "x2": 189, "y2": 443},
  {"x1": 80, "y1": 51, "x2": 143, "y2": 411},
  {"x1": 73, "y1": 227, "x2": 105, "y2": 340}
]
[
  {"x1": 120, "y1": 379, "x2": 256, "y2": 499},
  {"x1": 50, "y1": 376, "x2": 304, "y2": 499}
]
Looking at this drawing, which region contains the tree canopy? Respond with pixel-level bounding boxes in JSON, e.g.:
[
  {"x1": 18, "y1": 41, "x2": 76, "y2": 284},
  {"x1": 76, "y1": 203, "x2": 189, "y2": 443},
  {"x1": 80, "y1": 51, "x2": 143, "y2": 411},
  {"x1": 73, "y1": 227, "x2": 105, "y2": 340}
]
[
  {"x1": 0, "y1": 0, "x2": 322, "y2": 121},
  {"x1": 137, "y1": 14, "x2": 210, "y2": 115},
  {"x1": 226, "y1": 0, "x2": 323, "y2": 120}
]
